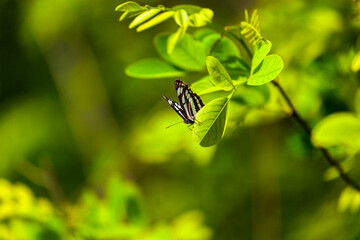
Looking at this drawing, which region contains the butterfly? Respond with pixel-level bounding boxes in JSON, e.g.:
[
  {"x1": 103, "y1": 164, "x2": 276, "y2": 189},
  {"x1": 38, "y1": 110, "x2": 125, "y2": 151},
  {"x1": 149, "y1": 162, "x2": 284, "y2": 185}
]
[{"x1": 163, "y1": 79, "x2": 204, "y2": 125}]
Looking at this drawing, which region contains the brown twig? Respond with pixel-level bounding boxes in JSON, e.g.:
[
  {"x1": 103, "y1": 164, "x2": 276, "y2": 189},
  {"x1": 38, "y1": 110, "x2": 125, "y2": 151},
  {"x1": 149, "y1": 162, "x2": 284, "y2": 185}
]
[{"x1": 272, "y1": 80, "x2": 360, "y2": 192}]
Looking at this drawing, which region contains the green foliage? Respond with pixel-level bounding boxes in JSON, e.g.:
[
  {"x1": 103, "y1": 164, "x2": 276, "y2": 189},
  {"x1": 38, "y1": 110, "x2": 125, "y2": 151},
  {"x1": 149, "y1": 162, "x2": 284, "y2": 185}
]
[
  {"x1": 240, "y1": 9, "x2": 263, "y2": 45},
  {"x1": 115, "y1": 2, "x2": 214, "y2": 51},
  {"x1": 193, "y1": 98, "x2": 229, "y2": 147},
  {"x1": 4, "y1": 0, "x2": 360, "y2": 239},
  {"x1": 0, "y1": 177, "x2": 212, "y2": 240},
  {"x1": 126, "y1": 59, "x2": 186, "y2": 79},
  {"x1": 247, "y1": 54, "x2": 284, "y2": 86},
  {"x1": 136, "y1": 12, "x2": 175, "y2": 32},
  {"x1": 251, "y1": 41, "x2": 272, "y2": 73},
  {"x1": 338, "y1": 187, "x2": 360, "y2": 213},
  {"x1": 119, "y1": 3, "x2": 284, "y2": 147},
  {"x1": 352, "y1": 51, "x2": 360, "y2": 72},
  {"x1": 312, "y1": 113, "x2": 360, "y2": 155},
  {"x1": 206, "y1": 56, "x2": 234, "y2": 91},
  {"x1": 0, "y1": 179, "x2": 63, "y2": 239},
  {"x1": 166, "y1": 34, "x2": 206, "y2": 71}
]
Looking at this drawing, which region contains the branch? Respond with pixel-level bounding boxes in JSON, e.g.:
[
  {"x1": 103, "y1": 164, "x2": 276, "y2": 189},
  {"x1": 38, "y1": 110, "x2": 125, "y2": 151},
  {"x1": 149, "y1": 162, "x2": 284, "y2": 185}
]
[
  {"x1": 272, "y1": 80, "x2": 360, "y2": 192},
  {"x1": 207, "y1": 21, "x2": 360, "y2": 191}
]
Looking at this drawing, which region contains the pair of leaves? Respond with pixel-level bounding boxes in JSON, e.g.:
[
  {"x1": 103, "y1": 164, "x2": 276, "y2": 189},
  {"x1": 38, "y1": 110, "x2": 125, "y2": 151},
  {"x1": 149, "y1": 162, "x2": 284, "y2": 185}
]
[
  {"x1": 193, "y1": 46, "x2": 284, "y2": 146},
  {"x1": 247, "y1": 40, "x2": 284, "y2": 86},
  {"x1": 192, "y1": 57, "x2": 239, "y2": 147}
]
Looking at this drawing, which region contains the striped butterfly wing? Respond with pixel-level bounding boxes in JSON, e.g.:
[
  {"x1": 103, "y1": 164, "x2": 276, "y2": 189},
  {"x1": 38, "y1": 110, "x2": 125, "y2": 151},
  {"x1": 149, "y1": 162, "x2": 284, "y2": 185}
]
[
  {"x1": 175, "y1": 80, "x2": 204, "y2": 122},
  {"x1": 163, "y1": 95, "x2": 188, "y2": 122}
]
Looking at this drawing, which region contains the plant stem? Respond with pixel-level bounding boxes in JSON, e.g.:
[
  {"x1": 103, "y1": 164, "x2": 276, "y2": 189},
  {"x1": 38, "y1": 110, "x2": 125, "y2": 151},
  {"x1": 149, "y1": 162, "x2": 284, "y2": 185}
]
[{"x1": 272, "y1": 80, "x2": 360, "y2": 192}]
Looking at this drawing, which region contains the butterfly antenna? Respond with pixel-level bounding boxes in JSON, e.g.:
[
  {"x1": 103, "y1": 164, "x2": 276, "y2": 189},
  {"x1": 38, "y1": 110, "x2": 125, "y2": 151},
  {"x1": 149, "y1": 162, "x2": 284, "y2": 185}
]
[{"x1": 165, "y1": 121, "x2": 183, "y2": 129}]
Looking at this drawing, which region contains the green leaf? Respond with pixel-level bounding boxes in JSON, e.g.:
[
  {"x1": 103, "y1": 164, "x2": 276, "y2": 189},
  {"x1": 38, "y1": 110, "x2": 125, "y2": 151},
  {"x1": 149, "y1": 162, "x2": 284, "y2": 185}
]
[
  {"x1": 115, "y1": 1, "x2": 144, "y2": 12},
  {"x1": 167, "y1": 26, "x2": 188, "y2": 54},
  {"x1": 193, "y1": 97, "x2": 229, "y2": 147},
  {"x1": 125, "y1": 58, "x2": 186, "y2": 79},
  {"x1": 190, "y1": 76, "x2": 221, "y2": 95},
  {"x1": 154, "y1": 33, "x2": 173, "y2": 62},
  {"x1": 168, "y1": 34, "x2": 206, "y2": 71},
  {"x1": 206, "y1": 56, "x2": 234, "y2": 91},
  {"x1": 188, "y1": 9, "x2": 214, "y2": 27},
  {"x1": 194, "y1": 28, "x2": 216, "y2": 41},
  {"x1": 202, "y1": 34, "x2": 240, "y2": 60},
  {"x1": 338, "y1": 187, "x2": 360, "y2": 212},
  {"x1": 240, "y1": 9, "x2": 263, "y2": 45},
  {"x1": 172, "y1": 5, "x2": 202, "y2": 14},
  {"x1": 312, "y1": 113, "x2": 360, "y2": 153},
  {"x1": 251, "y1": 40, "x2": 272, "y2": 73},
  {"x1": 247, "y1": 54, "x2": 284, "y2": 86},
  {"x1": 129, "y1": 9, "x2": 161, "y2": 29},
  {"x1": 232, "y1": 85, "x2": 269, "y2": 107},
  {"x1": 120, "y1": 10, "x2": 145, "y2": 21},
  {"x1": 352, "y1": 51, "x2": 360, "y2": 72},
  {"x1": 136, "y1": 11, "x2": 174, "y2": 32},
  {"x1": 188, "y1": 13, "x2": 205, "y2": 27},
  {"x1": 174, "y1": 9, "x2": 188, "y2": 27},
  {"x1": 199, "y1": 8, "x2": 214, "y2": 22},
  {"x1": 222, "y1": 57, "x2": 250, "y2": 79}
]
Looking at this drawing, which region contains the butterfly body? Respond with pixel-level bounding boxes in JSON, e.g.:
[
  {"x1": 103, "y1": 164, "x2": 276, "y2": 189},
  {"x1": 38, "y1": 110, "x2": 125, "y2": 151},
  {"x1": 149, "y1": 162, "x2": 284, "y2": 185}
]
[{"x1": 163, "y1": 80, "x2": 204, "y2": 125}]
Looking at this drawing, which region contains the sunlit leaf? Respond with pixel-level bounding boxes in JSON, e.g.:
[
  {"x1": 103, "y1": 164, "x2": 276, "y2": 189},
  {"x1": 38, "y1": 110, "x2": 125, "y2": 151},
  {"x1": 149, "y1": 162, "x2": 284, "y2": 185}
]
[
  {"x1": 174, "y1": 9, "x2": 188, "y2": 27},
  {"x1": 172, "y1": 5, "x2": 202, "y2": 14},
  {"x1": 167, "y1": 26, "x2": 187, "y2": 54},
  {"x1": 188, "y1": 14, "x2": 205, "y2": 27},
  {"x1": 193, "y1": 97, "x2": 229, "y2": 147},
  {"x1": 240, "y1": 9, "x2": 263, "y2": 45},
  {"x1": 199, "y1": 8, "x2": 214, "y2": 22},
  {"x1": 120, "y1": 10, "x2": 144, "y2": 21},
  {"x1": 172, "y1": 211, "x2": 213, "y2": 239},
  {"x1": 136, "y1": 11, "x2": 174, "y2": 32},
  {"x1": 206, "y1": 56, "x2": 234, "y2": 91},
  {"x1": 251, "y1": 40, "x2": 272, "y2": 73},
  {"x1": 194, "y1": 28, "x2": 216, "y2": 41},
  {"x1": 201, "y1": 34, "x2": 240, "y2": 60},
  {"x1": 115, "y1": 1, "x2": 145, "y2": 12},
  {"x1": 190, "y1": 76, "x2": 221, "y2": 95},
  {"x1": 126, "y1": 58, "x2": 186, "y2": 79},
  {"x1": 129, "y1": 9, "x2": 161, "y2": 29},
  {"x1": 338, "y1": 187, "x2": 360, "y2": 213},
  {"x1": 338, "y1": 187, "x2": 354, "y2": 212},
  {"x1": 168, "y1": 34, "x2": 206, "y2": 71},
  {"x1": 351, "y1": 51, "x2": 360, "y2": 72},
  {"x1": 247, "y1": 54, "x2": 284, "y2": 86},
  {"x1": 154, "y1": 33, "x2": 173, "y2": 62},
  {"x1": 312, "y1": 113, "x2": 360, "y2": 153}
]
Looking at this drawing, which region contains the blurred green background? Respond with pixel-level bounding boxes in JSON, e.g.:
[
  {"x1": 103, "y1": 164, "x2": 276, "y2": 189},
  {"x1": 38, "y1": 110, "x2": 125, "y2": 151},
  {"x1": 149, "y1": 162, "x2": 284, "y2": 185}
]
[{"x1": 1, "y1": 0, "x2": 360, "y2": 239}]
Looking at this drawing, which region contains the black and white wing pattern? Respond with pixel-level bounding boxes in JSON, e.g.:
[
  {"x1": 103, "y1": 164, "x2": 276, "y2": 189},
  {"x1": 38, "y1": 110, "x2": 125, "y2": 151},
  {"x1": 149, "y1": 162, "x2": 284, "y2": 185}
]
[
  {"x1": 163, "y1": 95, "x2": 189, "y2": 122},
  {"x1": 163, "y1": 79, "x2": 204, "y2": 124}
]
